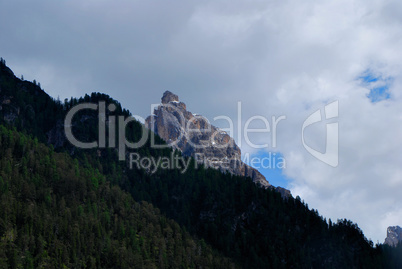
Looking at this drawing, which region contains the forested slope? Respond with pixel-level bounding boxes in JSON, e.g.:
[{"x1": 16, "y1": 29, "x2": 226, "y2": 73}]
[
  {"x1": 1, "y1": 58, "x2": 402, "y2": 268},
  {"x1": 0, "y1": 126, "x2": 238, "y2": 268}
]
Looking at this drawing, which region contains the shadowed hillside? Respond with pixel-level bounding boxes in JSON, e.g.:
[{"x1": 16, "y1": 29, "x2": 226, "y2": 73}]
[{"x1": 1, "y1": 58, "x2": 401, "y2": 268}]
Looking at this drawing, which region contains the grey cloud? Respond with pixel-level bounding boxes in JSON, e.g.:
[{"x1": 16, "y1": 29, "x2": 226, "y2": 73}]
[{"x1": 1, "y1": 0, "x2": 402, "y2": 243}]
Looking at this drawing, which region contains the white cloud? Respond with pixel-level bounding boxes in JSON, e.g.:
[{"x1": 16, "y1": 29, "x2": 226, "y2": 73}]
[{"x1": 0, "y1": 0, "x2": 401, "y2": 243}]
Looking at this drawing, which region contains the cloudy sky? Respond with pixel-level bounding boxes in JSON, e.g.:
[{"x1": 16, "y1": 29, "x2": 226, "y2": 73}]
[{"x1": 1, "y1": 0, "x2": 401, "y2": 243}]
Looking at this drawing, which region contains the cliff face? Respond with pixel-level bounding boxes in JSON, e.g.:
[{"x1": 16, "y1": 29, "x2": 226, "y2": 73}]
[
  {"x1": 384, "y1": 226, "x2": 402, "y2": 247},
  {"x1": 146, "y1": 91, "x2": 290, "y2": 196}
]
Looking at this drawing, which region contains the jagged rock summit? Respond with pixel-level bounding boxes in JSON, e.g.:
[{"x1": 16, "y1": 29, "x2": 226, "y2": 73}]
[
  {"x1": 146, "y1": 91, "x2": 290, "y2": 197},
  {"x1": 161, "y1": 91, "x2": 179, "y2": 104},
  {"x1": 384, "y1": 226, "x2": 402, "y2": 247}
]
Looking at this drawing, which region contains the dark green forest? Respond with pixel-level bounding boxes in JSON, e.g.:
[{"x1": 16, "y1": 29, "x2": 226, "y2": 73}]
[
  {"x1": 1, "y1": 57, "x2": 402, "y2": 268},
  {"x1": 0, "y1": 126, "x2": 237, "y2": 268}
]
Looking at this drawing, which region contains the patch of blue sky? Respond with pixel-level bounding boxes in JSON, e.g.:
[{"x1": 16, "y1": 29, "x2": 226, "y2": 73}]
[
  {"x1": 359, "y1": 70, "x2": 393, "y2": 103},
  {"x1": 243, "y1": 150, "x2": 290, "y2": 188},
  {"x1": 367, "y1": 85, "x2": 390, "y2": 102}
]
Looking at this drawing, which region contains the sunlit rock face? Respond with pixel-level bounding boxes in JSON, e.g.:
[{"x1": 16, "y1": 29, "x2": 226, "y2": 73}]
[
  {"x1": 146, "y1": 91, "x2": 291, "y2": 197},
  {"x1": 384, "y1": 226, "x2": 402, "y2": 247}
]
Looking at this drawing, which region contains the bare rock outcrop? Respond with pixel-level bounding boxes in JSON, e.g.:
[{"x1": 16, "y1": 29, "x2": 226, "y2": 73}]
[
  {"x1": 384, "y1": 226, "x2": 402, "y2": 247},
  {"x1": 146, "y1": 91, "x2": 291, "y2": 197}
]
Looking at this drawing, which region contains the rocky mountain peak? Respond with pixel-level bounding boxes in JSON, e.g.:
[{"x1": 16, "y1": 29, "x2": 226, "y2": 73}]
[
  {"x1": 146, "y1": 91, "x2": 291, "y2": 197},
  {"x1": 162, "y1": 91, "x2": 179, "y2": 104},
  {"x1": 384, "y1": 226, "x2": 402, "y2": 247}
]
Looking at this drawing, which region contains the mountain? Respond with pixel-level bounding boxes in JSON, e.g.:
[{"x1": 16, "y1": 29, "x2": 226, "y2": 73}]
[
  {"x1": 384, "y1": 226, "x2": 402, "y2": 247},
  {"x1": 1, "y1": 58, "x2": 402, "y2": 268},
  {"x1": 145, "y1": 91, "x2": 290, "y2": 197},
  {"x1": 0, "y1": 126, "x2": 238, "y2": 268}
]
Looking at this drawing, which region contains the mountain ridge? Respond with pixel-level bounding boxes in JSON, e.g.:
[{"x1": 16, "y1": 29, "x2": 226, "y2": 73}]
[
  {"x1": 145, "y1": 91, "x2": 291, "y2": 197},
  {"x1": 1, "y1": 58, "x2": 402, "y2": 268},
  {"x1": 384, "y1": 226, "x2": 402, "y2": 247}
]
